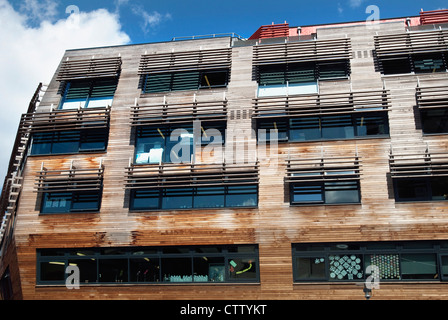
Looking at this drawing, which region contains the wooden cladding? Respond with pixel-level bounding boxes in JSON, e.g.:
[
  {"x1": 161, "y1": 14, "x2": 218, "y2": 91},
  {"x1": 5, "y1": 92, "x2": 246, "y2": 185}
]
[
  {"x1": 416, "y1": 86, "x2": 448, "y2": 109},
  {"x1": 285, "y1": 156, "x2": 362, "y2": 183},
  {"x1": 389, "y1": 152, "x2": 448, "y2": 179},
  {"x1": 56, "y1": 57, "x2": 122, "y2": 81},
  {"x1": 374, "y1": 29, "x2": 448, "y2": 57},
  {"x1": 130, "y1": 100, "x2": 227, "y2": 126},
  {"x1": 253, "y1": 90, "x2": 390, "y2": 119},
  {"x1": 19, "y1": 107, "x2": 111, "y2": 133},
  {"x1": 138, "y1": 48, "x2": 232, "y2": 75},
  {"x1": 35, "y1": 166, "x2": 104, "y2": 193},
  {"x1": 125, "y1": 163, "x2": 259, "y2": 190},
  {"x1": 253, "y1": 38, "x2": 352, "y2": 66}
]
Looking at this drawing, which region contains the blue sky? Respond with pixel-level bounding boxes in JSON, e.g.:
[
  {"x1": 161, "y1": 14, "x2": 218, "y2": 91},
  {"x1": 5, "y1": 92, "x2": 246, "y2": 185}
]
[
  {"x1": 9, "y1": 0, "x2": 448, "y2": 44},
  {"x1": 0, "y1": 0, "x2": 446, "y2": 181}
]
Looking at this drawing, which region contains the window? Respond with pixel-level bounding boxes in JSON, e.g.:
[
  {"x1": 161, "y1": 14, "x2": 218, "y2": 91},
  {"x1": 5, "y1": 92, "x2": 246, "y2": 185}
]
[
  {"x1": 41, "y1": 191, "x2": 101, "y2": 214},
  {"x1": 130, "y1": 185, "x2": 258, "y2": 211},
  {"x1": 60, "y1": 78, "x2": 117, "y2": 110},
  {"x1": 393, "y1": 177, "x2": 448, "y2": 202},
  {"x1": 36, "y1": 245, "x2": 259, "y2": 285},
  {"x1": 30, "y1": 129, "x2": 108, "y2": 156},
  {"x1": 134, "y1": 125, "x2": 194, "y2": 164},
  {"x1": 143, "y1": 69, "x2": 229, "y2": 93},
  {"x1": 257, "y1": 112, "x2": 389, "y2": 143},
  {"x1": 0, "y1": 268, "x2": 13, "y2": 301},
  {"x1": 379, "y1": 52, "x2": 447, "y2": 75},
  {"x1": 291, "y1": 180, "x2": 360, "y2": 205},
  {"x1": 257, "y1": 61, "x2": 350, "y2": 97},
  {"x1": 420, "y1": 108, "x2": 448, "y2": 134},
  {"x1": 293, "y1": 241, "x2": 448, "y2": 283}
]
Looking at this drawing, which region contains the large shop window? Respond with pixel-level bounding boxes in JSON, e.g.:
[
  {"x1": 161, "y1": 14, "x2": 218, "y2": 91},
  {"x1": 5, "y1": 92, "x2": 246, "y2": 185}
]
[
  {"x1": 36, "y1": 245, "x2": 259, "y2": 285},
  {"x1": 293, "y1": 241, "x2": 447, "y2": 282}
]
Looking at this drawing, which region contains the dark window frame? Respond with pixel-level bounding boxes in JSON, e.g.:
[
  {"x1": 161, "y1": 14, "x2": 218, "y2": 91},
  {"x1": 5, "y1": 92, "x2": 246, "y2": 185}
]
[
  {"x1": 393, "y1": 176, "x2": 448, "y2": 202},
  {"x1": 129, "y1": 185, "x2": 259, "y2": 211},
  {"x1": 256, "y1": 112, "x2": 390, "y2": 143},
  {"x1": 142, "y1": 69, "x2": 230, "y2": 94},
  {"x1": 30, "y1": 129, "x2": 109, "y2": 156},
  {"x1": 290, "y1": 180, "x2": 361, "y2": 206},
  {"x1": 40, "y1": 189, "x2": 103, "y2": 215},
  {"x1": 36, "y1": 245, "x2": 260, "y2": 285},
  {"x1": 379, "y1": 52, "x2": 448, "y2": 75}
]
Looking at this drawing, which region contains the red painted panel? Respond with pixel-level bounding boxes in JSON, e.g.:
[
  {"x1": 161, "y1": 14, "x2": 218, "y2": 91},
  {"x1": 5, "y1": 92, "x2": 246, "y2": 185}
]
[
  {"x1": 420, "y1": 9, "x2": 448, "y2": 25},
  {"x1": 249, "y1": 23, "x2": 289, "y2": 40}
]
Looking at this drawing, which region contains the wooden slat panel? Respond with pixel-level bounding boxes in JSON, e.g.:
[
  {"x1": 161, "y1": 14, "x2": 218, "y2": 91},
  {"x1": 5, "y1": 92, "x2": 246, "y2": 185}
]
[
  {"x1": 285, "y1": 156, "x2": 362, "y2": 183},
  {"x1": 416, "y1": 86, "x2": 448, "y2": 109},
  {"x1": 35, "y1": 167, "x2": 104, "y2": 193},
  {"x1": 253, "y1": 90, "x2": 390, "y2": 118},
  {"x1": 130, "y1": 100, "x2": 227, "y2": 126},
  {"x1": 19, "y1": 107, "x2": 111, "y2": 133},
  {"x1": 125, "y1": 163, "x2": 259, "y2": 189},
  {"x1": 56, "y1": 57, "x2": 122, "y2": 81},
  {"x1": 253, "y1": 38, "x2": 352, "y2": 66},
  {"x1": 389, "y1": 152, "x2": 448, "y2": 178},
  {"x1": 374, "y1": 30, "x2": 448, "y2": 57},
  {"x1": 138, "y1": 48, "x2": 232, "y2": 75}
]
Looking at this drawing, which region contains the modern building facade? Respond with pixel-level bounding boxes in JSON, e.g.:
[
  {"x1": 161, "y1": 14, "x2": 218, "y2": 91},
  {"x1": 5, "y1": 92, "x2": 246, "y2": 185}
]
[{"x1": 1, "y1": 9, "x2": 448, "y2": 300}]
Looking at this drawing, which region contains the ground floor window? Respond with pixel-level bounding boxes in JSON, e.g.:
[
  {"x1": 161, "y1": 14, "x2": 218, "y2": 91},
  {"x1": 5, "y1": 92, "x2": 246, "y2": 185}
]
[
  {"x1": 293, "y1": 241, "x2": 448, "y2": 282},
  {"x1": 37, "y1": 245, "x2": 259, "y2": 285}
]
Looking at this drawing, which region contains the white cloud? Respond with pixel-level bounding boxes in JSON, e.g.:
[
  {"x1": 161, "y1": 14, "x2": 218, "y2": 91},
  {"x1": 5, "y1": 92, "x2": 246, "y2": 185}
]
[
  {"x1": 0, "y1": 0, "x2": 130, "y2": 179},
  {"x1": 348, "y1": 0, "x2": 365, "y2": 8},
  {"x1": 130, "y1": 5, "x2": 172, "y2": 34}
]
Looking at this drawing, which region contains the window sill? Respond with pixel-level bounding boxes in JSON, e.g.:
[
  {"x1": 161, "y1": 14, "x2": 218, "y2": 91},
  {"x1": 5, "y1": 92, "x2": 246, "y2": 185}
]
[
  {"x1": 423, "y1": 132, "x2": 448, "y2": 137},
  {"x1": 28, "y1": 150, "x2": 107, "y2": 158},
  {"x1": 129, "y1": 206, "x2": 259, "y2": 214},
  {"x1": 140, "y1": 87, "x2": 227, "y2": 97},
  {"x1": 39, "y1": 211, "x2": 100, "y2": 216},
  {"x1": 381, "y1": 71, "x2": 447, "y2": 78},
  {"x1": 395, "y1": 200, "x2": 448, "y2": 204},
  {"x1": 36, "y1": 282, "x2": 261, "y2": 288},
  {"x1": 293, "y1": 280, "x2": 444, "y2": 285},
  {"x1": 258, "y1": 135, "x2": 390, "y2": 145},
  {"x1": 290, "y1": 203, "x2": 362, "y2": 208}
]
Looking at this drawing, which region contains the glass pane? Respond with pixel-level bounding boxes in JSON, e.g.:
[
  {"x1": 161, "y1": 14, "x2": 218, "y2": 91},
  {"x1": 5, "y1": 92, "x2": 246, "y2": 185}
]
[
  {"x1": 68, "y1": 259, "x2": 97, "y2": 283},
  {"x1": 257, "y1": 120, "x2": 288, "y2": 141},
  {"x1": 135, "y1": 127, "x2": 166, "y2": 164},
  {"x1": 171, "y1": 71, "x2": 200, "y2": 91},
  {"x1": 98, "y1": 259, "x2": 128, "y2": 283},
  {"x1": 228, "y1": 258, "x2": 257, "y2": 280},
  {"x1": 61, "y1": 99, "x2": 87, "y2": 110},
  {"x1": 290, "y1": 117, "x2": 321, "y2": 142},
  {"x1": 71, "y1": 192, "x2": 101, "y2": 212},
  {"x1": 51, "y1": 131, "x2": 80, "y2": 154},
  {"x1": 355, "y1": 113, "x2": 388, "y2": 137},
  {"x1": 40, "y1": 261, "x2": 65, "y2": 282},
  {"x1": 287, "y1": 62, "x2": 316, "y2": 83},
  {"x1": 41, "y1": 193, "x2": 72, "y2": 214},
  {"x1": 365, "y1": 254, "x2": 400, "y2": 280},
  {"x1": 227, "y1": 245, "x2": 257, "y2": 253},
  {"x1": 226, "y1": 185, "x2": 258, "y2": 207},
  {"x1": 413, "y1": 53, "x2": 446, "y2": 73},
  {"x1": 130, "y1": 190, "x2": 160, "y2": 210},
  {"x1": 161, "y1": 258, "x2": 193, "y2": 282},
  {"x1": 130, "y1": 258, "x2": 161, "y2": 283},
  {"x1": 291, "y1": 184, "x2": 323, "y2": 204},
  {"x1": 193, "y1": 257, "x2": 225, "y2": 282},
  {"x1": 421, "y1": 109, "x2": 448, "y2": 134},
  {"x1": 144, "y1": 73, "x2": 172, "y2": 93},
  {"x1": 200, "y1": 70, "x2": 228, "y2": 88},
  {"x1": 295, "y1": 257, "x2": 326, "y2": 280},
  {"x1": 430, "y1": 177, "x2": 448, "y2": 201},
  {"x1": 381, "y1": 56, "x2": 412, "y2": 75},
  {"x1": 395, "y1": 179, "x2": 430, "y2": 201},
  {"x1": 39, "y1": 249, "x2": 67, "y2": 257},
  {"x1": 318, "y1": 60, "x2": 349, "y2": 79},
  {"x1": 162, "y1": 188, "x2": 194, "y2": 210},
  {"x1": 31, "y1": 133, "x2": 53, "y2": 155},
  {"x1": 324, "y1": 181, "x2": 360, "y2": 204},
  {"x1": 328, "y1": 254, "x2": 363, "y2": 281},
  {"x1": 86, "y1": 97, "x2": 113, "y2": 108},
  {"x1": 287, "y1": 82, "x2": 318, "y2": 95},
  {"x1": 321, "y1": 115, "x2": 355, "y2": 140},
  {"x1": 442, "y1": 256, "x2": 448, "y2": 279},
  {"x1": 166, "y1": 127, "x2": 194, "y2": 164},
  {"x1": 79, "y1": 129, "x2": 108, "y2": 151},
  {"x1": 194, "y1": 187, "x2": 225, "y2": 209},
  {"x1": 258, "y1": 64, "x2": 287, "y2": 85},
  {"x1": 401, "y1": 254, "x2": 437, "y2": 280}
]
